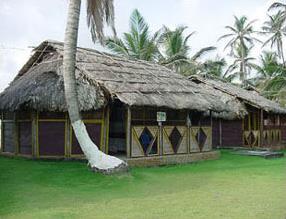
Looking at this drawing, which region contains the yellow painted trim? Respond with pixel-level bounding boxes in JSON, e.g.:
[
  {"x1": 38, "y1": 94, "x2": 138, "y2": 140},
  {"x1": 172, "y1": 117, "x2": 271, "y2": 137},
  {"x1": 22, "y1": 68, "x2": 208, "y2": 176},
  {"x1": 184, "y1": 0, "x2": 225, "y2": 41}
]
[
  {"x1": 82, "y1": 119, "x2": 103, "y2": 123},
  {"x1": 38, "y1": 119, "x2": 66, "y2": 122}
]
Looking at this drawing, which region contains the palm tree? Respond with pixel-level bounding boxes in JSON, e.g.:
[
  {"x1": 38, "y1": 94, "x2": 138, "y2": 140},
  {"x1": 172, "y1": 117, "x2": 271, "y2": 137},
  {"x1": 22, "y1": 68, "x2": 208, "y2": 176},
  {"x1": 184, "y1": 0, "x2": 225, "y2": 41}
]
[
  {"x1": 218, "y1": 16, "x2": 261, "y2": 85},
  {"x1": 63, "y1": 0, "x2": 126, "y2": 173},
  {"x1": 254, "y1": 51, "x2": 286, "y2": 100},
  {"x1": 198, "y1": 57, "x2": 236, "y2": 81},
  {"x1": 261, "y1": 11, "x2": 286, "y2": 66},
  {"x1": 106, "y1": 9, "x2": 160, "y2": 61},
  {"x1": 255, "y1": 51, "x2": 283, "y2": 83},
  {"x1": 225, "y1": 44, "x2": 257, "y2": 87},
  {"x1": 158, "y1": 26, "x2": 216, "y2": 73},
  {"x1": 268, "y1": 2, "x2": 286, "y2": 21}
]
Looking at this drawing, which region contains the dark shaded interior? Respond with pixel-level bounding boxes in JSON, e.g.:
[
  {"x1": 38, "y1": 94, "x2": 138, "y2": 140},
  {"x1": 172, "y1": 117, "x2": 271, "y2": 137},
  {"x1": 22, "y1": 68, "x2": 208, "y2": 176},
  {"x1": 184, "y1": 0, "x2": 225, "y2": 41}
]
[{"x1": 108, "y1": 101, "x2": 126, "y2": 156}]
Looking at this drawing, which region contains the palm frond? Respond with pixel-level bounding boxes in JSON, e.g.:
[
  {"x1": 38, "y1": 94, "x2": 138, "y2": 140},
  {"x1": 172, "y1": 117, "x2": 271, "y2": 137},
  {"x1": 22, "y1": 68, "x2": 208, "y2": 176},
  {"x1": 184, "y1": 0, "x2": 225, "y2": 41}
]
[{"x1": 87, "y1": 0, "x2": 115, "y2": 44}]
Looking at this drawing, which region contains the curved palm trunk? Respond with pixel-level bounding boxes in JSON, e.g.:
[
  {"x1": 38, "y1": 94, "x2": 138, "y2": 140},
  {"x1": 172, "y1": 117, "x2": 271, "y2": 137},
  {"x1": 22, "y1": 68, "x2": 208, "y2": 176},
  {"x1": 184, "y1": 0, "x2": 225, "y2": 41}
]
[{"x1": 63, "y1": 0, "x2": 127, "y2": 173}]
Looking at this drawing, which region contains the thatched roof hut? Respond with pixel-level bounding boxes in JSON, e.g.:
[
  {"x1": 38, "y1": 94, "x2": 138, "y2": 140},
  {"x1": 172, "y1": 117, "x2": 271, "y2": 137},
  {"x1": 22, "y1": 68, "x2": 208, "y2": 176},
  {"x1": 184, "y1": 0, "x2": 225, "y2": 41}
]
[
  {"x1": 0, "y1": 40, "x2": 230, "y2": 114},
  {"x1": 190, "y1": 75, "x2": 286, "y2": 149},
  {"x1": 190, "y1": 75, "x2": 286, "y2": 117}
]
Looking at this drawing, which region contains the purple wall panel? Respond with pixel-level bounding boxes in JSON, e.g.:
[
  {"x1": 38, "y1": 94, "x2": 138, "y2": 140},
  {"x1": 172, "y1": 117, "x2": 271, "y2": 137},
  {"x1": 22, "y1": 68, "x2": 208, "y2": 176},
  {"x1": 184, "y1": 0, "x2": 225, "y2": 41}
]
[
  {"x1": 221, "y1": 120, "x2": 243, "y2": 147},
  {"x1": 212, "y1": 119, "x2": 220, "y2": 148},
  {"x1": 19, "y1": 122, "x2": 32, "y2": 155},
  {"x1": 72, "y1": 123, "x2": 102, "y2": 155},
  {"x1": 38, "y1": 122, "x2": 65, "y2": 156}
]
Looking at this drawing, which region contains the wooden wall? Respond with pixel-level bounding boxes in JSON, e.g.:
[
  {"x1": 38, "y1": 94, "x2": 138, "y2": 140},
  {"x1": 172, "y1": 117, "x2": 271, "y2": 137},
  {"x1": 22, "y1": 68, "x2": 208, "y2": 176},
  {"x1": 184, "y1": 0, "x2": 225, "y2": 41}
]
[
  {"x1": 0, "y1": 109, "x2": 108, "y2": 158},
  {"x1": 222, "y1": 120, "x2": 243, "y2": 147},
  {"x1": 128, "y1": 107, "x2": 213, "y2": 158},
  {"x1": 212, "y1": 119, "x2": 220, "y2": 148}
]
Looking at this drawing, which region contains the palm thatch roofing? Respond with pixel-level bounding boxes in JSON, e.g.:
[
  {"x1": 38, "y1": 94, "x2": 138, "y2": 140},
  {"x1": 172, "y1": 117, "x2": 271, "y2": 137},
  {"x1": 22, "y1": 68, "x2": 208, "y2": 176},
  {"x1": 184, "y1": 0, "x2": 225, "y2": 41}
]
[
  {"x1": 190, "y1": 75, "x2": 286, "y2": 116},
  {"x1": 0, "y1": 40, "x2": 233, "y2": 113}
]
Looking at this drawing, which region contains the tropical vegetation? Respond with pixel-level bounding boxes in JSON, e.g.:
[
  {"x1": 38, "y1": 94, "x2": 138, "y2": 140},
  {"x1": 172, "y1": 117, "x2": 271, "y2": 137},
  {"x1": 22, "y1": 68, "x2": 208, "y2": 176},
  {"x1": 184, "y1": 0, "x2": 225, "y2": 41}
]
[{"x1": 104, "y1": 2, "x2": 286, "y2": 106}]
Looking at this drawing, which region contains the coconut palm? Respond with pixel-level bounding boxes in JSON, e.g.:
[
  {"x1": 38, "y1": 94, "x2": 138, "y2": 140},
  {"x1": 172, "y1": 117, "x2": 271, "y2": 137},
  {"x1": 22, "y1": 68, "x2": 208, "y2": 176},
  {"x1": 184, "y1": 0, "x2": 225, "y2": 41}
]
[
  {"x1": 254, "y1": 51, "x2": 286, "y2": 100},
  {"x1": 268, "y1": 1, "x2": 286, "y2": 21},
  {"x1": 261, "y1": 11, "x2": 286, "y2": 66},
  {"x1": 198, "y1": 57, "x2": 236, "y2": 81},
  {"x1": 225, "y1": 44, "x2": 257, "y2": 87},
  {"x1": 63, "y1": 0, "x2": 126, "y2": 173},
  {"x1": 158, "y1": 26, "x2": 216, "y2": 73},
  {"x1": 255, "y1": 51, "x2": 283, "y2": 82},
  {"x1": 218, "y1": 16, "x2": 261, "y2": 85},
  {"x1": 106, "y1": 9, "x2": 160, "y2": 61}
]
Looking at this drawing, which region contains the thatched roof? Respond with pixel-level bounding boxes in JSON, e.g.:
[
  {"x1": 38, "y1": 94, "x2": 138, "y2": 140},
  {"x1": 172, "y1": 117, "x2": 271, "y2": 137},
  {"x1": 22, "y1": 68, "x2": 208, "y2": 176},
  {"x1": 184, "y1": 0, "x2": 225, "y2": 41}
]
[
  {"x1": 0, "y1": 40, "x2": 231, "y2": 113},
  {"x1": 190, "y1": 75, "x2": 286, "y2": 116}
]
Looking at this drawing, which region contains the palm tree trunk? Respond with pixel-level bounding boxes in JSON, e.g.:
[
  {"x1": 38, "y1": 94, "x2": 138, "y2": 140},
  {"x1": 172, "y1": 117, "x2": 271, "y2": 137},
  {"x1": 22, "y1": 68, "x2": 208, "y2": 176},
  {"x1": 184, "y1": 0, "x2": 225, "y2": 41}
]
[
  {"x1": 280, "y1": 40, "x2": 286, "y2": 68},
  {"x1": 63, "y1": 0, "x2": 127, "y2": 173}
]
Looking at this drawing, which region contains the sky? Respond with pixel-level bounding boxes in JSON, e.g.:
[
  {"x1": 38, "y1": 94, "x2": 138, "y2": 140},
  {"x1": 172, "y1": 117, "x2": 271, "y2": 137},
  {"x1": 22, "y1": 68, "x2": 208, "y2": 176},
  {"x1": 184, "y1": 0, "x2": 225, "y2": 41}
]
[{"x1": 0, "y1": 0, "x2": 277, "y2": 92}]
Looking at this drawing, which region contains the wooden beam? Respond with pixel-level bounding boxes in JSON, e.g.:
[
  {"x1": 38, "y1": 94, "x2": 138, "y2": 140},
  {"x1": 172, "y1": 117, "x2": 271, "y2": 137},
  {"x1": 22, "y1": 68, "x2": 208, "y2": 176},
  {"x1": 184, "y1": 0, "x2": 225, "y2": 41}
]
[
  {"x1": 31, "y1": 111, "x2": 39, "y2": 158},
  {"x1": 0, "y1": 112, "x2": 3, "y2": 153},
  {"x1": 186, "y1": 110, "x2": 191, "y2": 154},
  {"x1": 14, "y1": 113, "x2": 19, "y2": 155},
  {"x1": 126, "y1": 107, "x2": 131, "y2": 158},
  {"x1": 219, "y1": 119, "x2": 222, "y2": 147},
  {"x1": 210, "y1": 111, "x2": 213, "y2": 150},
  {"x1": 260, "y1": 109, "x2": 264, "y2": 147}
]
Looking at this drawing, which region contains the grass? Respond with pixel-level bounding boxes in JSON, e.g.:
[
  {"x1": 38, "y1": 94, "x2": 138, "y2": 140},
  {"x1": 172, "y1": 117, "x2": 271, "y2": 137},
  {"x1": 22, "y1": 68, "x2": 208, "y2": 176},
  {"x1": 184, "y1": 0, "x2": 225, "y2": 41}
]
[{"x1": 0, "y1": 150, "x2": 285, "y2": 219}]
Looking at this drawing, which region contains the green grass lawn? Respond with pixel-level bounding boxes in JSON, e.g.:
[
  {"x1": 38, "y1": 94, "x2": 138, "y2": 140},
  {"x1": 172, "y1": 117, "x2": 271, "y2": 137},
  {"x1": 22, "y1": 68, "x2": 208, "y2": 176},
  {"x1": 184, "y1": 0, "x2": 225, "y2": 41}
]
[{"x1": 0, "y1": 150, "x2": 285, "y2": 219}]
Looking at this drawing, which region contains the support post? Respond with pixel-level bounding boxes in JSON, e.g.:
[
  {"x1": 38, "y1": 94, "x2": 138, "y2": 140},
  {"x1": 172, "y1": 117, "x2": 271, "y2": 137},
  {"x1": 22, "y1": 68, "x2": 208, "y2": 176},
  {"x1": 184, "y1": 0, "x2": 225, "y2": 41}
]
[
  {"x1": 260, "y1": 109, "x2": 264, "y2": 147},
  {"x1": 186, "y1": 110, "x2": 191, "y2": 154},
  {"x1": 14, "y1": 112, "x2": 19, "y2": 155},
  {"x1": 219, "y1": 118, "x2": 222, "y2": 147},
  {"x1": 0, "y1": 112, "x2": 3, "y2": 153},
  {"x1": 158, "y1": 121, "x2": 163, "y2": 156},
  {"x1": 31, "y1": 111, "x2": 39, "y2": 158},
  {"x1": 126, "y1": 107, "x2": 131, "y2": 158},
  {"x1": 210, "y1": 111, "x2": 213, "y2": 150}
]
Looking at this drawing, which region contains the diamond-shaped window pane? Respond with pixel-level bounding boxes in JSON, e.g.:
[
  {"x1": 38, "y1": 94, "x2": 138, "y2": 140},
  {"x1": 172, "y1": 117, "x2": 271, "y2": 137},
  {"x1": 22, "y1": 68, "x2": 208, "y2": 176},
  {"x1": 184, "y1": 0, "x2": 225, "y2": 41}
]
[
  {"x1": 169, "y1": 127, "x2": 182, "y2": 153},
  {"x1": 139, "y1": 127, "x2": 154, "y2": 154},
  {"x1": 196, "y1": 128, "x2": 207, "y2": 150}
]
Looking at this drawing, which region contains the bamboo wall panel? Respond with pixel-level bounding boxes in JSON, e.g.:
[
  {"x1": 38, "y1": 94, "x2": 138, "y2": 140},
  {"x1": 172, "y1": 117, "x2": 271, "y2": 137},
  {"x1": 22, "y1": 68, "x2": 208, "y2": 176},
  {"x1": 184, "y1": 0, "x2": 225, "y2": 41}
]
[
  {"x1": 201, "y1": 127, "x2": 212, "y2": 152},
  {"x1": 162, "y1": 126, "x2": 187, "y2": 154},
  {"x1": 162, "y1": 127, "x2": 174, "y2": 155},
  {"x1": 190, "y1": 127, "x2": 200, "y2": 152},
  {"x1": 131, "y1": 126, "x2": 159, "y2": 157},
  {"x1": 262, "y1": 129, "x2": 281, "y2": 147},
  {"x1": 131, "y1": 126, "x2": 145, "y2": 157}
]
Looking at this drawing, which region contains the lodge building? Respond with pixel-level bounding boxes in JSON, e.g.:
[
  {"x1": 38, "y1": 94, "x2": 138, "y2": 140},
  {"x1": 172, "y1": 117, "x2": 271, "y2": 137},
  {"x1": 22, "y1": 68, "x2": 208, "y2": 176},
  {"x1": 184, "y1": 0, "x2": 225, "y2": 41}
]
[{"x1": 0, "y1": 41, "x2": 285, "y2": 167}]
